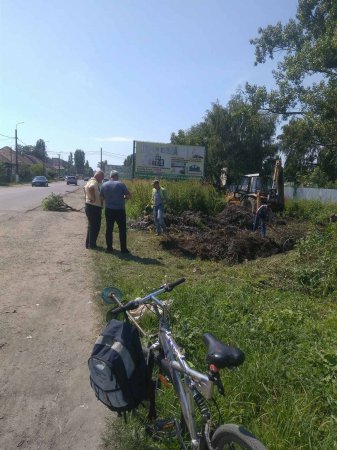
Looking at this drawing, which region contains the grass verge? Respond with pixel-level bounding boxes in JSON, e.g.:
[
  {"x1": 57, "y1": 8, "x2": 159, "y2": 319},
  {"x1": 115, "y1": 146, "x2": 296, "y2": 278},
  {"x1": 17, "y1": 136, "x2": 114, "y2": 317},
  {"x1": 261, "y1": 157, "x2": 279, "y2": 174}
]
[{"x1": 89, "y1": 200, "x2": 337, "y2": 450}]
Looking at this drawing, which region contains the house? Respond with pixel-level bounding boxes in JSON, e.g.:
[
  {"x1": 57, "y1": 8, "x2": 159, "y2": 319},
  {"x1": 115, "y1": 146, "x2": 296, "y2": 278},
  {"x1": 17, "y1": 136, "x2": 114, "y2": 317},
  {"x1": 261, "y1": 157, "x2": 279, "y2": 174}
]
[{"x1": 0, "y1": 146, "x2": 63, "y2": 181}]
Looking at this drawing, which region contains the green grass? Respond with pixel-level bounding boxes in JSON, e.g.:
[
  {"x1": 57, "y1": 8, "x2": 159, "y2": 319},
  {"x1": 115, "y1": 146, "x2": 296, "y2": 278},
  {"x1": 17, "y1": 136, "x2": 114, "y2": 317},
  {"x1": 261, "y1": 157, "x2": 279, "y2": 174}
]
[
  {"x1": 124, "y1": 178, "x2": 226, "y2": 218},
  {"x1": 89, "y1": 196, "x2": 337, "y2": 450}
]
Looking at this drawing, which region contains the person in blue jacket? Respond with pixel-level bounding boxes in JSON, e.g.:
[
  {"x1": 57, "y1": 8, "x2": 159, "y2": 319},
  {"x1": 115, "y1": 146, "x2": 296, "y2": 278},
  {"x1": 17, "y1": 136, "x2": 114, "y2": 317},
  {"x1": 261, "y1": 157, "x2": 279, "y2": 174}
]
[{"x1": 253, "y1": 203, "x2": 270, "y2": 238}]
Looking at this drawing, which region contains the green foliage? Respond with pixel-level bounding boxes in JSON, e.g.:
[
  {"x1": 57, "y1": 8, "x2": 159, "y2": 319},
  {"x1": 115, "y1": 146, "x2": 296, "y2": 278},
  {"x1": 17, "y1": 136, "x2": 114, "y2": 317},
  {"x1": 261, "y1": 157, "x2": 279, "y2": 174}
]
[
  {"x1": 171, "y1": 92, "x2": 277, "y2": 186},
  {"x1": 0, "y1": 161, "x2": 7, "y2": 183},
  {"x1": 91, "y1": 199, "x2": 337, "y2": 449},
  {"x1": 125, "y1": 179, "x2": 226, "y2": 219},
  {"x1": 18, "y1": 164, "x2": 33, "y2": 181},
  {"x1": 84, "y1": 160, "x2": 93, "y2": 177},
  {"x1": 249, "y1": 0, "x2": 337, "y2": 184},
  {"x1": 284, "y1": 199, "x2": 336, "y2": 223},
  {"x1": 124, "y1": 154, "x2": 134, "y2": 167},
  {"x1": 289, "y1": 224, "x2": 337, "y2": 296},
  {"x1": 74, "y1": 149, "x2": 85, "y2": 174},
  {"x1": 30, "y1": 163, "x2": 44, "y2": 177},
  {"x1": 68, "y1": 152, "x2": 73, "y2": 167},
  {"x1": 33, "y1": 139, "x2": 46, "y2": 160},
  {"x1": 42, "y1": 193, "x2": 73, "y2": 211}
]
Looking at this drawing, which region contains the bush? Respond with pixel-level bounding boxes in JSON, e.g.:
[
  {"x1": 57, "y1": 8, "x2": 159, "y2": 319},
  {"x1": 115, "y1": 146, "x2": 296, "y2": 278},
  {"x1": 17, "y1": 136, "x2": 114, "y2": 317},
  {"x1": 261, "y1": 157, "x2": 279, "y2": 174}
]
[
  {"x1": 291, "y1": 224, "x2": 337, "y2": 296},
  {"x1": 284, "y1": 199, "x2": 337, "y2": 223},
  {"x1": 126, "y1": 179, "x2": 226, "y2": 219},
  {"x1": 42, "y1": 193, "x2": 73, "y2": 211}
]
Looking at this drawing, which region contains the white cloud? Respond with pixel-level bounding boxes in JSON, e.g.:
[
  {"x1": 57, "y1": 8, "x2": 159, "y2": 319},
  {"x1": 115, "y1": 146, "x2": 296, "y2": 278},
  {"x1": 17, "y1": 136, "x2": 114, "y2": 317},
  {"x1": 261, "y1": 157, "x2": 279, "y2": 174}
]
[{"x1": 93, "y1": 136, "x2": 134, "y2": 142}]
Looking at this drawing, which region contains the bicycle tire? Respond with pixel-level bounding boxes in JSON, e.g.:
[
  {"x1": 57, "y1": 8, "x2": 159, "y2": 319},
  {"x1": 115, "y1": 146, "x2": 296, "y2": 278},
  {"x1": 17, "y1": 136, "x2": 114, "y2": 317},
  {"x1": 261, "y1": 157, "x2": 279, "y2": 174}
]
[{"x1": 211, "y1": 424, "x2": 266, "y2": 450}]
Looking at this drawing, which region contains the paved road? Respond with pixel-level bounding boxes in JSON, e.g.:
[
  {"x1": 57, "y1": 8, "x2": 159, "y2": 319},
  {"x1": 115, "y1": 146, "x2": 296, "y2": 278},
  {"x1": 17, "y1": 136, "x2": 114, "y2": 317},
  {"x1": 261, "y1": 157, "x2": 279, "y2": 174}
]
[{"x1": 0, "y1": 181, "x2": 85, "y2": 216}]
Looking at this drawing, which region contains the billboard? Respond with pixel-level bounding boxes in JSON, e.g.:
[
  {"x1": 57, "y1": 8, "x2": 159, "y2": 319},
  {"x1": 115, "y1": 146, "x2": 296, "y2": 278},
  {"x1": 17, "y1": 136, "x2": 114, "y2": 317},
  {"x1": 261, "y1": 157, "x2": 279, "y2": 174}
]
[{"x1": 134, "y1": 141, "x2": 205, "y2": 179}]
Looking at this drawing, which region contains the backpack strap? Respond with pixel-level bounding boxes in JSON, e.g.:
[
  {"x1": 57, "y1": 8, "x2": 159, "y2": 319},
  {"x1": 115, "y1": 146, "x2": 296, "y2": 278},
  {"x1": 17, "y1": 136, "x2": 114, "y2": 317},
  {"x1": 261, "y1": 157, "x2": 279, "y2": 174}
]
[{"x1": 145, "y1": 347, "x2": 157, "y2": 420}]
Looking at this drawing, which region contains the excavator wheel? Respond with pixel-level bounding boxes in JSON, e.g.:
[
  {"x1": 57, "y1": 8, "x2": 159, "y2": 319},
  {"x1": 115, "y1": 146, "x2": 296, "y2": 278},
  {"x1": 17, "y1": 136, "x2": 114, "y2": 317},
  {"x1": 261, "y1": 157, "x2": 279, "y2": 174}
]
[{"x1": 240, "y1": 197, "x2": 257, "y2": 213}]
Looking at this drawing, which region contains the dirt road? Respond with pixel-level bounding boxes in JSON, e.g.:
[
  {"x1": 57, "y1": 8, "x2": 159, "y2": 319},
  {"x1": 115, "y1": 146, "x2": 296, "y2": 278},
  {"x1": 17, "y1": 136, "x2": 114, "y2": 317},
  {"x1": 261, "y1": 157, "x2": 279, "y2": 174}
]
[{"x1": 0, "y1": 189, "x2": 106, "y2": 450}]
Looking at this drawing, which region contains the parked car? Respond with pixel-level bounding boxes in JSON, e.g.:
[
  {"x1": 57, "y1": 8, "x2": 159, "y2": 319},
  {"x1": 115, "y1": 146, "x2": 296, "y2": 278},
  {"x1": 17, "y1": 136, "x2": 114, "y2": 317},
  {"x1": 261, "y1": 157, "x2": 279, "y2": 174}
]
[
  {"x1": 83, "y1": 176, "x2": 90, "y2": 181},
  {"x1": 66, "y1": 176, "x2": 78, "y2": 186},
  {"x1": 32, "y1": 176, "x2": 49, "y2": 187}
]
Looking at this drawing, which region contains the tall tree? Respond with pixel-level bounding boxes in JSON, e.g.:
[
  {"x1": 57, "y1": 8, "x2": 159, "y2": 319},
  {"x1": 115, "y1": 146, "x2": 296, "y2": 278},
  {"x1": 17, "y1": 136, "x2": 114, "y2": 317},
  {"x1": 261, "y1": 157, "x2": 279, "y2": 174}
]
[
  {"x1": 124, "y1": 154, "x2": 134, "y2": 167},
  {"x1": 249, "y1": 0, "x2": 337, "y2": 181},
  {"x1": 68, "y1": 152, "x2": 74, "y2": 173},
  {"x1": 34, "y1": 139, "x2": 47, "y2": 161},
  {"x1": 74, "y1": 149, "x2": 85, "y2": 174},
  {"x1": 84, "y1": 160, "x2": 94, "y2": 177},
  {"x1": 171, "y1": 92, "x2": 277, "y2": 185}
]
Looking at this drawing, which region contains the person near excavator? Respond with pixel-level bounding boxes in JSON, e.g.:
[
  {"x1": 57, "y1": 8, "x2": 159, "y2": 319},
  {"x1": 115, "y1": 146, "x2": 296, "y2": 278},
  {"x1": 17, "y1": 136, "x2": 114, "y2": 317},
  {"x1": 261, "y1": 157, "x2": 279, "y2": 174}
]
[{"x1": 253, "y1": 203, "x2": 271, "y2": 238}]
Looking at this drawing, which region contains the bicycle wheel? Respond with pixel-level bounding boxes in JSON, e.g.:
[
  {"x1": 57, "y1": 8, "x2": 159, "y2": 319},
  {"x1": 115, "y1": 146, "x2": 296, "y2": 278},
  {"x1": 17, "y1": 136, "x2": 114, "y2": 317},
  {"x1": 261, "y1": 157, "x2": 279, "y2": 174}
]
[{"x1": 211, "y1": 424, "x2": 266, "y2": 450}]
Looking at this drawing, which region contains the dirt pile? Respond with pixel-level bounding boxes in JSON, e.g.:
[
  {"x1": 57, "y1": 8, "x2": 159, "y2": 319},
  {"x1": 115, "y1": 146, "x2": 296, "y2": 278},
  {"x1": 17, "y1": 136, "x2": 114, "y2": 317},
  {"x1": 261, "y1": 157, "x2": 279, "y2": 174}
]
[{"x1": 129, "y1": 204, "x2": 307, "y2": 264}]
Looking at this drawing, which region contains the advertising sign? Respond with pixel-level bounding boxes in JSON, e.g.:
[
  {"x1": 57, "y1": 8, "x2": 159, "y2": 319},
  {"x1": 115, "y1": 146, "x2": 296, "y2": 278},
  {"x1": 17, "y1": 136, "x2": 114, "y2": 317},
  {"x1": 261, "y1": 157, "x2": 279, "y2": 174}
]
[{"x1": 134, "y1": 141, "x2": 205, "y2": 179}]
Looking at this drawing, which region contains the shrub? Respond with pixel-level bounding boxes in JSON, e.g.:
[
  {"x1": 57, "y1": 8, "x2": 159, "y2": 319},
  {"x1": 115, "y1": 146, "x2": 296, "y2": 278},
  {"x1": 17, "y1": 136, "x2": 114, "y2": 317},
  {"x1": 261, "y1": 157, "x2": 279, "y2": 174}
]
[
  {"x1": 126, "y1": 179, "x2": 226, "y2": 219},
  {"x1": 284, "y1": 199, "x2": 337, "y2": 223}
]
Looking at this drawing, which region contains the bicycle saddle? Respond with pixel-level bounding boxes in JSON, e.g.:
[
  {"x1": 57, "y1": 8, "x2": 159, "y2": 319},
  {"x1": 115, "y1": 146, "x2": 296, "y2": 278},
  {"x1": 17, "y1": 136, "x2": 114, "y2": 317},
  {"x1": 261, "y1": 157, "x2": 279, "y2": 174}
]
[{"x1": 203, "y1": 333, "x2": 245, "y2": 369}]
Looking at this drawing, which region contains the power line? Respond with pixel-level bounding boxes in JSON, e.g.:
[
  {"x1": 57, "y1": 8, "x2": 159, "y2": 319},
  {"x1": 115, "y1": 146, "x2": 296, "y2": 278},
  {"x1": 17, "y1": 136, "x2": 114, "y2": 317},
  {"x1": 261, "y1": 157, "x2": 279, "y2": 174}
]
[
  {"x1": 18, "y1": 138, "x2": 29, "y2": 146},
  {"x1": 0, "y1": 133, "x2": 14, "y2": 139}
]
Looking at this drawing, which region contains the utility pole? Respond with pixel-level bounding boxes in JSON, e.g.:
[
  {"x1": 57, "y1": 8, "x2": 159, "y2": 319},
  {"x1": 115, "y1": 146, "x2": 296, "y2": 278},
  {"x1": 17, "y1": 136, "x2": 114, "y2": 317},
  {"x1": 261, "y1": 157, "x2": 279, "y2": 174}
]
[
  {"x1": 15, "y1": 129, "x2": 19, "y2": 182},
  {"x1": 100, "y1": 147, "x2": 102, "y2": 170},
  {"x1": 10, "y1": 146, "x2": 13, "y2": 180},
  {"x1": 58, "y1": 154, "x2": 61, "y2": 179},
  {"x1": 15, "y1": 122, "x2": 24, "y2": 183}
]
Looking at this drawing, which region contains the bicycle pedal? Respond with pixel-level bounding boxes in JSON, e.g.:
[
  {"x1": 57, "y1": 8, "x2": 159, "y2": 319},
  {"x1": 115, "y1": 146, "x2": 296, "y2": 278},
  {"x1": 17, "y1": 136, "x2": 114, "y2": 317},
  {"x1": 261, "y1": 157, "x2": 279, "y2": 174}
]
[
  {"x1": 158, "y1": 373, "x2": 171, "y2": 387},
  {"x1": 154, "y1": 418, "x2": 176, "y2": 431}
]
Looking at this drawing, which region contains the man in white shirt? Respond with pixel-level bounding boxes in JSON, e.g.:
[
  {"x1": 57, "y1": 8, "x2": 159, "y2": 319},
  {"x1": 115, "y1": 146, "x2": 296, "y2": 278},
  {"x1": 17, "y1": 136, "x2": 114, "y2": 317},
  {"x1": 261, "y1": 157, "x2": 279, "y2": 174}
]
[{"x1": 84, "y1": 169, "x2": 104, "y2": 249}]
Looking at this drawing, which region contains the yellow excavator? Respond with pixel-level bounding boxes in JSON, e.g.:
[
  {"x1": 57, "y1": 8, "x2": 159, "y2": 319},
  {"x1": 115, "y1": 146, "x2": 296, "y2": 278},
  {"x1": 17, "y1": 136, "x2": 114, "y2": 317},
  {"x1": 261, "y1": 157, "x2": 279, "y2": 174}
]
[{"x1": 226, "y1": 159, "x2": 284, "y2": 213}]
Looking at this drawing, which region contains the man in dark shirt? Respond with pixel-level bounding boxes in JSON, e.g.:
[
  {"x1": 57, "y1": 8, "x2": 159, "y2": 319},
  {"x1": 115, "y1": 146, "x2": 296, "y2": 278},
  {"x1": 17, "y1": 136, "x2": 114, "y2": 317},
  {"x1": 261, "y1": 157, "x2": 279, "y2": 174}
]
[{"x1": 100, "y1": 170, "x2": 131, "y2": 253}]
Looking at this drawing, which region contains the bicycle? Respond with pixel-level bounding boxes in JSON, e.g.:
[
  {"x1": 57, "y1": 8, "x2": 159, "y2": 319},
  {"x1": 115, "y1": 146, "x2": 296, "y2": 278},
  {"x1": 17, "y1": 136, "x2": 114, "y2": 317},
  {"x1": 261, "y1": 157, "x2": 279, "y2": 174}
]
[{"x1": 102, "y1": 278, "x2": 266, "y2": 450}]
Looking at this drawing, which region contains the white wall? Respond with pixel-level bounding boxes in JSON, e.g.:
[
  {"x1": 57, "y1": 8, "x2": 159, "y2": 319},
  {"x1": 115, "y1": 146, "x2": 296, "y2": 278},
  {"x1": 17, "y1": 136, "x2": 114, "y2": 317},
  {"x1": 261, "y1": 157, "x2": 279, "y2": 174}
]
[{"x1": 284, "y1": 187, "x2": 337, "y2": 204}]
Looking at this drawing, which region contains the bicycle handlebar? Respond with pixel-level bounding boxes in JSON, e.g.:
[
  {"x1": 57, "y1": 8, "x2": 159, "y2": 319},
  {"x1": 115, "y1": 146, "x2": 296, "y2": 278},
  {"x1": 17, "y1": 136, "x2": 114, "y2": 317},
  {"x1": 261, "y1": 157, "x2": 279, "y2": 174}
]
[
  {"x1": 110, "y1": 278, "x2": 186, "y2": 316},
  {"x1": 110, "y1": 300, "x2": 140, "y2": 316},
  {"x1": 161, "y1": 277, "x2": 186, "y2": 292}
]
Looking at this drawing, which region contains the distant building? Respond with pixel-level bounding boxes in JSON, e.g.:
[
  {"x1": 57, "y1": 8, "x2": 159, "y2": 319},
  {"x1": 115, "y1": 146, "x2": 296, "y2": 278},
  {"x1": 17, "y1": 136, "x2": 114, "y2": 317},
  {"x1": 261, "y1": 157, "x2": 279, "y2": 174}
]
[{"x1": 0, "y1": 146, "x2": 65, "y2": 181}]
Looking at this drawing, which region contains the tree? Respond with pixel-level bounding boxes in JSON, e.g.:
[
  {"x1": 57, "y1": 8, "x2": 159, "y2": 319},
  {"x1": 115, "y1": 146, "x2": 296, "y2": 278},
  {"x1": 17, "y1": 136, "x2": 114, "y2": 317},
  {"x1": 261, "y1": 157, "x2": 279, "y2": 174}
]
[
  {"x1": 171, "y1": 92, "x2": 277, "y2": 186},
  {"x1": 124, "y1": 154, "x2": 134, "y2": 167},
  {"x1": 249, "y1": 0, "x2": 337, "y2": 182},
  {"x1": 33, "y1": 139, "x2": 47, "y2": 161},
  {"x1": 84, "y1": 161, "x2": 94, "y2": 177},
  {"x1": 74, "y1": 149, "x2": 85, "y2": 174},
  {"x1": 30, "y1": 163, "x2": 44, "y2": 177},
  {"x1": 98, "y1": 160, "x2": 107, "y2": 172},
  {"x1": 67, "y1": 153, "x2": 74, "y2": 173}
]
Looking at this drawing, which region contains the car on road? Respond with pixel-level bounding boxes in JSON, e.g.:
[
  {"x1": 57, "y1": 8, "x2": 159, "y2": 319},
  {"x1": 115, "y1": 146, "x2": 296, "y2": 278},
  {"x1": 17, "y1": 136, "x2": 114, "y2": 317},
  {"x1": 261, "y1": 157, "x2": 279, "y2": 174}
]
[
  {"x1": 66, "y1": 176, "x2": 78, "y2": 186},
  {"x1": 32, "y1": 176, "x2": 49, "y2": 187}
]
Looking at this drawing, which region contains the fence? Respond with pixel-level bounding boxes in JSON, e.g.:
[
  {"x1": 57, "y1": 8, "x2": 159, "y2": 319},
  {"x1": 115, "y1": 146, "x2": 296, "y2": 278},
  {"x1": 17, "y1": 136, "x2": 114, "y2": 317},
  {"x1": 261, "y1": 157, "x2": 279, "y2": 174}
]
[{"x1": 284, "y1": 186, "x2": 337, "y2": 204}]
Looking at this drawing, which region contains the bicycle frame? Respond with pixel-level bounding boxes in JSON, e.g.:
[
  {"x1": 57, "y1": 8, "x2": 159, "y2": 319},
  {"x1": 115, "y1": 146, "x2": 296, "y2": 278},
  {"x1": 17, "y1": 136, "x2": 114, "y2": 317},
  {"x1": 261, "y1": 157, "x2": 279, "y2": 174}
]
[
  {"x1": 106, "y1": 280, "x2": 265, "y2": 450},
  {"x1": 137, "y1": 292, "x2": 215, "y2": 450}
]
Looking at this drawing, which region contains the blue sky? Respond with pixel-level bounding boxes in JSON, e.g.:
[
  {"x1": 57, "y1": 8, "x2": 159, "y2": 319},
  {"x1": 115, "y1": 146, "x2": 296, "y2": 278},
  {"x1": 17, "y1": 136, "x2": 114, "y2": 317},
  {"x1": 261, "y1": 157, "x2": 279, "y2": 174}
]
[{"x1": 0, "y1": 0, "x2": 298, "y2": 169}]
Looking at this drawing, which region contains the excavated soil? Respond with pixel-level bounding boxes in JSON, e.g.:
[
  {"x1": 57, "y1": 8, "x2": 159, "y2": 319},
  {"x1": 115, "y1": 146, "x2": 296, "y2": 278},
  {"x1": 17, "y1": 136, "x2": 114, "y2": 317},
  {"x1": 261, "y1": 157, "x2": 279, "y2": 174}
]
[{"x1": 129, "y1": 204, "x2": 308, "y2": 264}]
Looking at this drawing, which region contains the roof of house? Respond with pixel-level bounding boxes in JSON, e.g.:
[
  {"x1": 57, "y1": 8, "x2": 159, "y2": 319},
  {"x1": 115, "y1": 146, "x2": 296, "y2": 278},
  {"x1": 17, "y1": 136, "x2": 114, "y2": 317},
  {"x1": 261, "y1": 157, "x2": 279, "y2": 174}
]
[{"x1": 0, "y1": 147, "x2": 60, "y2": 169}]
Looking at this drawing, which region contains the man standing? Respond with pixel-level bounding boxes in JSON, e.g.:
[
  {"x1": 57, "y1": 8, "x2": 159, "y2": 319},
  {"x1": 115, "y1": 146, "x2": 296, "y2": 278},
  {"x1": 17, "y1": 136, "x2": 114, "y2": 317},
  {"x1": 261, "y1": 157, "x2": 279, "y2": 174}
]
[
  {"x1": 253, "y1": 203, "x2": 270, "y2": 238},
  {"x1": 84, "y1": 169, "x2": 105, "y2": 249},
  {"x1": 151, "y1": 179, "x2": 168, "y2": 235},
  {"x1": 100, "y1": 170, "x2": 131, "y2": 253}
]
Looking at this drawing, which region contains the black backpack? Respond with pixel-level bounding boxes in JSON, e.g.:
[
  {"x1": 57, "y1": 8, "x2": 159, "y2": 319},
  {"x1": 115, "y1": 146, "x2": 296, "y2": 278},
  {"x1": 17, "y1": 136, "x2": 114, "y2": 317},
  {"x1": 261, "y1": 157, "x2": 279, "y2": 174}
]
[{"x1": 88, "y1": 319, "x2": 148, "y2": 413}]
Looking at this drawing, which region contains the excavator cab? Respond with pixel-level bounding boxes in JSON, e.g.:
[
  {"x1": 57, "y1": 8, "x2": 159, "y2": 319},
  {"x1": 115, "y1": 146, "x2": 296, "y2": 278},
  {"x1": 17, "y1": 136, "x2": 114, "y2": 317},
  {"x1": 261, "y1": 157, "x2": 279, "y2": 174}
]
[
  {"x1": 227, "y1": 160, "x2": 284, "y2": 213},
  {"x1": 235, "y1": 174, "x2": 272, "y2": 197}
]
